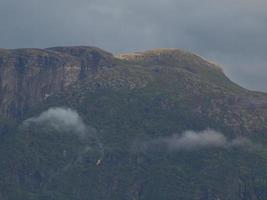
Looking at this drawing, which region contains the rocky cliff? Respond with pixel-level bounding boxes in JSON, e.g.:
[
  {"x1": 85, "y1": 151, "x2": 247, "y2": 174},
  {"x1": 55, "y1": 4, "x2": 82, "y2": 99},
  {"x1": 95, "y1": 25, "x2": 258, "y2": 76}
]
[{"x1": 0, "y1": 47, "x2": 113, "y2": 118}]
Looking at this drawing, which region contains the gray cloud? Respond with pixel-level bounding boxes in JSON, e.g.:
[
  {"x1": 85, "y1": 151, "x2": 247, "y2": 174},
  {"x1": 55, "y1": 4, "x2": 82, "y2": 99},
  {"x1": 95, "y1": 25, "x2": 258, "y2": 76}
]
[
  {"x1": 138, "y1": 129, "x2": 255, "y2": 152},
  {"x1": 24, "y1": 107, "x2": 89, "y2": 137},
  {"x1": 1, "y1": 0, "x2": 267, "y2": 91}
]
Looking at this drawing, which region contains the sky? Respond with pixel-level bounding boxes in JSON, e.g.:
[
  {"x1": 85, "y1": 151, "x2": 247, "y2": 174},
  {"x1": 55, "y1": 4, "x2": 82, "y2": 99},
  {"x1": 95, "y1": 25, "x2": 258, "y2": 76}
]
[{"x1": 0, "y1": 0, "x2": 266, "y2": 91}]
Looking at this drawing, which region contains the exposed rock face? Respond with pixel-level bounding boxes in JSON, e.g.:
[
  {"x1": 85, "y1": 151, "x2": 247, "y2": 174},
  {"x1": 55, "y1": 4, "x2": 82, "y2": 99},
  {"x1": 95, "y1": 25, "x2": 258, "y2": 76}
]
[
  {"x1": 47, "y1": 46, "x2": 114, "y2": 73},
  {"x1": 0, "y1": 47, "x2": 114, "y2": 118}
]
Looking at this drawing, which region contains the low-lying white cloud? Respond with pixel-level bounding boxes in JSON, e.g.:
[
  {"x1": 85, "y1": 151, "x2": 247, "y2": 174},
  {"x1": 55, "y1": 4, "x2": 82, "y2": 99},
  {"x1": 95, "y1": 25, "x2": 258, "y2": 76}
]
[
  {"x1": 23, "y1": 107, "x2": 91, "y2": 137},
  {"x1": 140, "y1": 129, "x2": 254, "y2": 152},
  {"x1": 165, "y1": 129, "x2": 227, "y2": 151}
]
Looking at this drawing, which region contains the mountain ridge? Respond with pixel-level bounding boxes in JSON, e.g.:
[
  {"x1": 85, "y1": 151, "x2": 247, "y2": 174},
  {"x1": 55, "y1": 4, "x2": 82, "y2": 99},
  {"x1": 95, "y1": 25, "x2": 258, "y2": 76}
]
[
  {"x1": 116, "y1": 48, "x2": 222, "y2": 70},
  {"x1": 0, "y1": 46, "x2": 266, "y2": 133}
]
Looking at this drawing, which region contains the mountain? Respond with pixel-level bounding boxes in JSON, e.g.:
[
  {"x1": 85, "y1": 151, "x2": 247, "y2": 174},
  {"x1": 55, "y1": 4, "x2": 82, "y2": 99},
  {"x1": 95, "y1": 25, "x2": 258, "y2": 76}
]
[{"x1": 1, "y1": 46, "x2": 267, "y2": 199}]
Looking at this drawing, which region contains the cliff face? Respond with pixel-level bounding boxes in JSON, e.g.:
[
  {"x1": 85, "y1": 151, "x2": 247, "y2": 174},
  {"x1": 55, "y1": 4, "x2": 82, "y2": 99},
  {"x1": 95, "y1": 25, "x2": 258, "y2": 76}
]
[{"x1": 0, "y1": 47, "x2": 113, "y2": 118}]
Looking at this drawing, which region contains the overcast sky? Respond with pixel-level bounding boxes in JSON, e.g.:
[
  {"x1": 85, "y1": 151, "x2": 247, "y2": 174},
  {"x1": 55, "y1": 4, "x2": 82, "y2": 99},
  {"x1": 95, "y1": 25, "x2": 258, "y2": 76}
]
[{"x1": 1, "y1": 0, "x2": 267, "y2": 91}]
